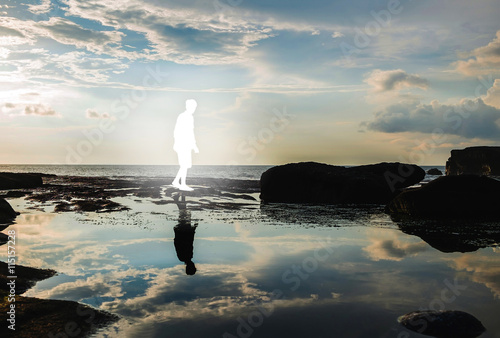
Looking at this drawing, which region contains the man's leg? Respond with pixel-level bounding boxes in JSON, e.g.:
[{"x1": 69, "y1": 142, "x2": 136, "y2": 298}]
[{"x1": 173, "y1": 167, "x2": 182, "y2": 186}]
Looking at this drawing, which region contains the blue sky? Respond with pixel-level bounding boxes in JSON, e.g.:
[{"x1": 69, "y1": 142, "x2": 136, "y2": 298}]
[{"x1": 0, "y1": 0, "x2": 499, "y2": 165}]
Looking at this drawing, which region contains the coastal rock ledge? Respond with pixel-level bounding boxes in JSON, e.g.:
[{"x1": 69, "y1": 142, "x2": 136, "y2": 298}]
[
  {"x1": 0, "y1": 172, "x2": 44, "y2": 189},
  {"x1": 446, "y1": 146, "x2": 500, "y2": 176},
  {"x1": 385, "y1": 175, "x2": 500, "y2": 218},
  {"x1": 260, "y1": 162, "x2": 424, "y2": 204}
]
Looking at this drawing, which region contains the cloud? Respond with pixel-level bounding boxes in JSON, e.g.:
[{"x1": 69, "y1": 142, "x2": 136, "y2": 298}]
[
  {"x1": 331, "y1": 31, "x2": 344, "y2": 38},
  {"x1": 86, "y1": 108, "x2": 110, "y2": 119},
  {"x1": 24, "y1": 103, "x2": 58, "y2": 116},
  {"x1": 364, "y1": 69, "x2": 429, "y2": 92},
  {"x1": 483, "y1": 79, "x2": 500, "y2": 109},
  {"x1": 27, "y1": 0, "x2": 52, "y2": 15},
  {"x1": 362, "y1": 98, "x2": 500, "y2": 139},
  {"x1": 1, "y1": 102, "x2": 59, "y2": 117},
  {"x1": 35, "y1": 17, "x2": 125, "y2": 56},
  {"x1": 455, "y1": 30, "x2": 500, "y2": 76},
  {"x1": 58, "y1": 0, "x2": 334, "y2": 65},
  {"x1": 363, "y1": 230, "x2": 428, "y2": 261}
]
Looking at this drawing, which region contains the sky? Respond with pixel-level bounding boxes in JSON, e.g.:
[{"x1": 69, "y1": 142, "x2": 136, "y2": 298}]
[{"x1": 0, "y1": 0, "x2": 499, "y2": 165}]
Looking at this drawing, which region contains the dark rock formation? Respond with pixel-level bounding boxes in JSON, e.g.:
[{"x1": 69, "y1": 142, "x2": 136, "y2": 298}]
[
  {"x1": 427, "y1": 168, "x2": 443, "y2": 175},
  {"x1": 398, "y1": 310, "x2": 486, "y2": 338},
  {"x1": 0, "y1": 262, "x2": 118, "y2": 337},
  {"x1": 446, "y1": 146, "x2": 500, "y2": 176},
  {"x1": 260, "y1": 162, "x2": 425, "y2": 204},
  {"x1": 386, "y1": 175, "x2": 500, "y2": 218},
  {"x1": 0, "y1": 198, "x2": 17, "y2": 223},
  {"x1": 0, "y1": 172, "x2": 44, "y2": 189}
]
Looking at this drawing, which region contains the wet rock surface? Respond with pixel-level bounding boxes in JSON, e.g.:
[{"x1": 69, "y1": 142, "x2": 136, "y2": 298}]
[
  {"x1": 260, "y1": 162, "x2": 425, "y2": 204},
  {"x1": 398, "y1": 310, "x2": 486, "y2": 338},
  {"x1": 23, "y1": 175, "x2": 259, "y2": 213}
]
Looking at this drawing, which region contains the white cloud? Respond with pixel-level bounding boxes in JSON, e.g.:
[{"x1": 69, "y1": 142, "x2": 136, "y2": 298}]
[
  {"x1": 1, "y1": 102, "x2": 60, "y2": 117},
  {"x1": 455, "y1": 30, "x2": 500, "y2": 76},
  {"x1": 331, "y1": 31, "x2": 344, "y2": 38},
  {"x1": 35, "y1": 17, "x2": 125, "y2": 56},
  {"x1": 27, "y1": 0, "x2": 52, "y2": 15},
  {"x1": 86, "y1": 108, "x2": 110, "y2": 119},
  {"x1": 364, "y1": 69, "x2": 429, "y2": 92},
  {"x1": 483, "y1": 79, "x2": 500, "y2": 109}
]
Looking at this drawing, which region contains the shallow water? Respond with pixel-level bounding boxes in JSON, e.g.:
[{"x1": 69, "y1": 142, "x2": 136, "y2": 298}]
[{"x1": 3, "y1": 193, "x2": 500, "y2": 338}]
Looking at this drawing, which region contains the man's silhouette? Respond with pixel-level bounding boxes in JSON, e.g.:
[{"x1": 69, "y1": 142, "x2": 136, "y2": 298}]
[
  {"x1": 172, "y1": 99, "x2": 199, "y2": 191},
  {"x1": 173, "y1": 193, "x2": 197, "y2": 275}
]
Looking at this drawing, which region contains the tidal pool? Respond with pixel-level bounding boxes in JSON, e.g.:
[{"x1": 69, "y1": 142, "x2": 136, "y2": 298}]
[{"x1": 3, "y1": 195, "x2": 500, "y2": 338}]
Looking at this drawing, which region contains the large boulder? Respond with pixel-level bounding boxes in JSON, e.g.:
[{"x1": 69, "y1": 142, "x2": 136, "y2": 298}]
[
  {"x1": 398, "y1": 310, "x2": 486, "y2": 338},
  {"x1": 0, "y1": 197, "x2": 17, "y2": 223},
  {"x1": 260, "y1": 162, "x2": 425, "y2": 204},
  {"x1": 0, "y1": 172, "x2": 44, "y2": 189},
  {"x1": 386, "y1": 175, "x2": 500, "y2": 218},
  {"x1": 446, "y1": 146, "x2": 500, "y2": 176}
]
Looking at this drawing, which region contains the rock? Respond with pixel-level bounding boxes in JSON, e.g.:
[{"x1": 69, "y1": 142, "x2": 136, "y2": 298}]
[
  {"x1": 0, "y1": 198, "x2": 17, "y2": 223},
  {"x1": 398, "y1": 310, "x2": 486, "y2": 338},
  {"x1": 427, "y1": 168, "x2": 443, "y2": 175},
  {"x1": 446, "y1": 146, "x2": 500, "y2": 176},
  {"x1": 0, "y1": 262, "x2": 118, "y2": 336},
  {"x1": 0, "y1": 172, "x2": 44, "y2": 189},
  {"x1": 260, "y1": 162, "x2": 425, "y2": 204},
  {"x1": 385, "y1": 175, "x2": 500, "y2": 218}
]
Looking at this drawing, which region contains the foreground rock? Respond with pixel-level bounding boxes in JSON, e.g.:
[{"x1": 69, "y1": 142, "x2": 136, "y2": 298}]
[
  {"x1": 0, "y1": 172, "x2": 44, "y2": 189},
  {"x1": 427, "y1": 168, "x2": 443, "y2": 175},
  {"x1": 446, "y1": 146, "x2": 500, "y2": 176},
  {"x1": 398, "y1": 310, "x2": 486, "y2": 338},
  {"x1": 0, "y1": 198, "x2": 17, "y2": 223},
  {"x1": 385, "y1": 175, "x2": 500, "y2": 218},
  {"x1": 260, "y1": 162, "x2": 424, "y2": 204},
  {"x1": 0, "y1": 262, "x2": 118, "y2": 337}
]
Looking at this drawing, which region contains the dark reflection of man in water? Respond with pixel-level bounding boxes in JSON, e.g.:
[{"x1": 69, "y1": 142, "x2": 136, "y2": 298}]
[{"x1": 173, "y1": 192, "x2": 197, "y2": 275}]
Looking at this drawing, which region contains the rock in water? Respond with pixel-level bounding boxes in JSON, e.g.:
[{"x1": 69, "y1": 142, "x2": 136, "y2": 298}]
[
  {"x1": 260, "y1": 162, "x2": 424, "y2": 204},
  {"x1": 385, "y1": 175, "x2": 500, "y2": 218},
  {"x1": 398, "y1": 310, "x2": 486, "y2": 338},
  {"x1": 446, "y1": 146, "x2": 500, "y2": 176},
  {"x1": 0, "y1": 197, "x2": 17, "y2": 223},
  {"x1": 0, "y1": 172, "x2": 44, "y2": 189},
  {"x1": 427, "y1": 168, "x2": 443, "y2": 175}
]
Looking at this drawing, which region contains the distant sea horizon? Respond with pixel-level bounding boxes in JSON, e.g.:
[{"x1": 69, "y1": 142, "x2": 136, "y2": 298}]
[{"x1": 0, "y1": 164, "x2": 447, "y2": 181}]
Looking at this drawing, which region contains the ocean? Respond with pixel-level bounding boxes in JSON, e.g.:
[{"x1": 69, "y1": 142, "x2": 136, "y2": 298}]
[{"x1": 0, "y1": 164, "x2": 446, "y2": 181}]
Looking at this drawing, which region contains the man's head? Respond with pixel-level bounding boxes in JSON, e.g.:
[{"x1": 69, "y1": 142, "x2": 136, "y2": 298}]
[
  {"x1": 185, "y1": 99, "x2": 197, "y2": 113},
  {"x1": 186, "y1": 261, "x2": 197, "y2": 275}
]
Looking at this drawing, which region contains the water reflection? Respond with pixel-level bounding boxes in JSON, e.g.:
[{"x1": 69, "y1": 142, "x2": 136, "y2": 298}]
[
  {"x1": 173, "y1": 192, "x2": 197, "y2": 275},
  {"x1": 392, "y1": 216, "x2": 500, "y2": 253},
  {"x1": 4, "y1": 196, "x2": 500, "y2": 337}
]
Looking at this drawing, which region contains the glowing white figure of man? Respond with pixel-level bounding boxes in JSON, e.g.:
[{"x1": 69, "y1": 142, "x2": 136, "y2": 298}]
[{"x1": 172, "y1": 99, "x2": 199, "y2": 191}]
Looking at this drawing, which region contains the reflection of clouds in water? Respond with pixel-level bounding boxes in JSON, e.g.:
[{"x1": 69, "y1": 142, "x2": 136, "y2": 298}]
[
  {"x1": 363, "y1": 229, "x2": 428, "y2": 261},
  {"x1": 449, "y1": 252, "x2": 500, "y2": 299},
  {"x1": 102, "y1": 264, "x2": 266, "y2": 318},
  {"x1": 46, "y1": 272, "x2": 125, "y2": 300}
]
